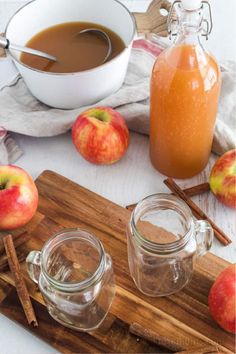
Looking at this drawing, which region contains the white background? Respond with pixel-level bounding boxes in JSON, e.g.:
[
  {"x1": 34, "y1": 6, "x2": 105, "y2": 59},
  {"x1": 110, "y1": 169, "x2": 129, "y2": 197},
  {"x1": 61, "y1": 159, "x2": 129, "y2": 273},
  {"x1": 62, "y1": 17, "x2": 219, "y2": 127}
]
[{"x1": 0, "y1": 1, "x2": 235, "y2": 353}]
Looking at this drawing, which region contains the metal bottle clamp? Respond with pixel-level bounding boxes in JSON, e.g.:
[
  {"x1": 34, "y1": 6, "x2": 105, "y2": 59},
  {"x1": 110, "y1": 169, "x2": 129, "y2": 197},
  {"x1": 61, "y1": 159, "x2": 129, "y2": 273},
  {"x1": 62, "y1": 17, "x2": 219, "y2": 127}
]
[{"x1": 167, "y1": 0, "x2": 213, "y2": 40}]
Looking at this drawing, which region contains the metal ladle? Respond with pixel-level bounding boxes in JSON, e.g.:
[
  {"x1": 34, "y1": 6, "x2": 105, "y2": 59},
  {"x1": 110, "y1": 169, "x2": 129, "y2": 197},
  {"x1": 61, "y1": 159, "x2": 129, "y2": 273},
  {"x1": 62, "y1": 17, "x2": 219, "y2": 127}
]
[
  {"x1": 0, "y1": 35, "x2": 57, "y2": 61},
  {"x1": 0, "y1": 28, "x2": 112, "y2": 64},
  {"x1": 77, "y1": 28, "x2": 112, "y2": 63}
]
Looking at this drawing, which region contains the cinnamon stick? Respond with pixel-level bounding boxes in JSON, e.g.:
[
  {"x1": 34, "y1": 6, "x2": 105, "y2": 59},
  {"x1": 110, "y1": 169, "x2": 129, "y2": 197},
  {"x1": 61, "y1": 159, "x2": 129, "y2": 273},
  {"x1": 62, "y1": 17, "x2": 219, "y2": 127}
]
[
  {"x1": 0, "y1": 251, "x2": 27, "y2": 272},
  {"x1": 164, "y1": 178, "x2": 231, "y2": 246},
  {"x1": 129, "y1": 322, "x2": 183, "y2": 352},
  {"x1": 0, "y1": 232, "x2": 30, "y2": 271},
  {"x1": 1, "y1": 233, "x2": 24, "y2": 256},
  {"x1": 0, "y1": 232, "x2": 30, "y2": 256},
  {"x1": 3, "y1": 234, "x2": 38, "y2": 327},
  {"x1": 183, "y1": 183, "x2": 210, "y2": 198},
  {"x1": 126, "y1": 182, "x2": 210, "y2": 212}
]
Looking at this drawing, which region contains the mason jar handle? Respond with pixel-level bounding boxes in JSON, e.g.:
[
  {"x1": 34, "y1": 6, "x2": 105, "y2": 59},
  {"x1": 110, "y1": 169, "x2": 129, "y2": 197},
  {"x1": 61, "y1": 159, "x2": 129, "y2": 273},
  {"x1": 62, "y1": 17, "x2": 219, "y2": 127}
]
[
  {"x1": 26, "y1": 250, "x2": 42, "y2": 284},
  {"x1": 195, "y1": 220, "x2": 213, "y2": 257},
  {"x1": 105, "y1": 253, "x2": 113, "y2": 271}
]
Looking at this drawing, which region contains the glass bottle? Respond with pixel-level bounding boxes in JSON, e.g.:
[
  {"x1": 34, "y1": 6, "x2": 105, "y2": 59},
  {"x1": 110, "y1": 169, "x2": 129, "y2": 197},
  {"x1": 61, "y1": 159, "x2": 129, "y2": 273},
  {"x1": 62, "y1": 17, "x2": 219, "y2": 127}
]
[
  {"x1": 150, "y1": 0, "x2": 221, "y2": 178},
  {"x1": 26, "y1": 229, "x2": 115, "y2": 331},
  {"x1": 127, "y1": 193, "x2": 213, "y2": 297}
]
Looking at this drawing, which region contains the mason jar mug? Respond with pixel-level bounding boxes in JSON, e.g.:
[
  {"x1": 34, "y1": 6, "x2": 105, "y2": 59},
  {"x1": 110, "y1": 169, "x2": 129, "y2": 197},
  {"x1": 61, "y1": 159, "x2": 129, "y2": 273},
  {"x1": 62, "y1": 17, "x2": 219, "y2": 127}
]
[
  {"x1": 127, "y1": 194, "x2": 213, "y2": 297},
  {"x1": 26, "y1": 229, "x2": 115, "y2": 331}
]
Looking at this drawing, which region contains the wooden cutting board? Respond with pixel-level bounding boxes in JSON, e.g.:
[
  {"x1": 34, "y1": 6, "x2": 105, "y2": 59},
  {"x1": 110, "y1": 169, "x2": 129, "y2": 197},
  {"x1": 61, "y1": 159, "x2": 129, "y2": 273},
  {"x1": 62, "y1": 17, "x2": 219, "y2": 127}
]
[{"x1": 0, "y1": 170, "x2": 234, "y2": 353}]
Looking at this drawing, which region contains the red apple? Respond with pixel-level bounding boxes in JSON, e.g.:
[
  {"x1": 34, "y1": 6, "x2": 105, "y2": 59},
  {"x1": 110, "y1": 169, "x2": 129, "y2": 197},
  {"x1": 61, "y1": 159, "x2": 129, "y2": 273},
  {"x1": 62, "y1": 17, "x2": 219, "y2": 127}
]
[
  {"x1": 72, "y1": 107, "x2": 129, "y2": 164},
  {"x1": 0, "y1": 165, "x2": 38, "y2": 230},
  {"x1": 208, "y1": 264, "x2": 236, "y2": 334},
  {"x1": 209, "y1": 150, "x2": 236, "y2": 209}
]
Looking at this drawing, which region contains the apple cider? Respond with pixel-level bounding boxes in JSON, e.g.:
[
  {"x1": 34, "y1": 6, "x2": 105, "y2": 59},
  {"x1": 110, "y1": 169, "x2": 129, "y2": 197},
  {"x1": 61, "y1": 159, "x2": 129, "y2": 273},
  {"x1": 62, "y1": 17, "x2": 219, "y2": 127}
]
[
  {"x1": 20, "y1": 22, "x2": 125, "y2": 73},
  {"x1": 150, "y1": 1, "x2": 221, "y2": 178}
]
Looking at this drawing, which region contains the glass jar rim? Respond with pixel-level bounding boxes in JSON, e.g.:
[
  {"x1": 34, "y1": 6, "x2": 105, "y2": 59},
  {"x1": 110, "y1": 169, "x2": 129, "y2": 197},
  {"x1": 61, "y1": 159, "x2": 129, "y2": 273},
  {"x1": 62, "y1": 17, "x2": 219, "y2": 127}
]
[
  {"x1": 41, "y1": 228, "x2": 106, "y2": 292},
  {"x1": 130, "y1": 193, "x2": 194, "y2": 254}
]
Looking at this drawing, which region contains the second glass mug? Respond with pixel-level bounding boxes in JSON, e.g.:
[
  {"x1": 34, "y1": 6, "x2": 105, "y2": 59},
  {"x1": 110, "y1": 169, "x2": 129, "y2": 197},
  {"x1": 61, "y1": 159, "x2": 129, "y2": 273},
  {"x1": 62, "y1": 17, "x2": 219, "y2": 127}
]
[
  {"x1": 127, "y1": 193, "x2": 213, "y2": 297},
  {"x1": 26, "y1": 229, "x2": 115, "y2": 331}
]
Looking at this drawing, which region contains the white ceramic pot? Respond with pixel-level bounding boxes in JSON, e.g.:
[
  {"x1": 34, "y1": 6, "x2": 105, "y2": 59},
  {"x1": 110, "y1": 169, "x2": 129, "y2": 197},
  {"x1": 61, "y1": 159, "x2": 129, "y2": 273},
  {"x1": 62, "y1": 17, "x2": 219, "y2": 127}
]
[{"x1": 5, "y1": 0, "x2": 136, "y2": 109}]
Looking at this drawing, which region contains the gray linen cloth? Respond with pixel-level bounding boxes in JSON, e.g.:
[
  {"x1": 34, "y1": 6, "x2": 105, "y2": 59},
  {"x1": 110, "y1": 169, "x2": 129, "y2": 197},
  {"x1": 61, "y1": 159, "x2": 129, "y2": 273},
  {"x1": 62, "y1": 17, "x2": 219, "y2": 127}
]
[{"x1": 0, "y1": 39, "x2": 235, "y2": 164}]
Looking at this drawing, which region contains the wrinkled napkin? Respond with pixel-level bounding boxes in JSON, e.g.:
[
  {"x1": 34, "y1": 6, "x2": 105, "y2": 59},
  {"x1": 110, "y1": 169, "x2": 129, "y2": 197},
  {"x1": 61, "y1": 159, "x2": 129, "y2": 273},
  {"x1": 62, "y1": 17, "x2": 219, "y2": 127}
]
[{"x1": 0, "y1": 39, "x2": 235, "y2": 164}]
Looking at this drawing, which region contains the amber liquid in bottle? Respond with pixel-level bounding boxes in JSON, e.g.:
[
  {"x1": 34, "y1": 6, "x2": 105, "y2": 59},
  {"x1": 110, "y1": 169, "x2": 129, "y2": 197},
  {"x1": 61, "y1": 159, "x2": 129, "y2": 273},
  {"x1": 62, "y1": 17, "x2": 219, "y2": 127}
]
[{"x1": 150, "y1": 3, "x2": 221, "y2": 178}]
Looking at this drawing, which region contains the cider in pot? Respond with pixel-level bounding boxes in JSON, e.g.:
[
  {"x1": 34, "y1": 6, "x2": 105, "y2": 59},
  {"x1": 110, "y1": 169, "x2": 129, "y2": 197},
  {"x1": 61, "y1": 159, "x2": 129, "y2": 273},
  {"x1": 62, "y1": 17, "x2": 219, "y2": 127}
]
[{"x1": 20, "y1": 22, "x2": 125, "y2": 73}]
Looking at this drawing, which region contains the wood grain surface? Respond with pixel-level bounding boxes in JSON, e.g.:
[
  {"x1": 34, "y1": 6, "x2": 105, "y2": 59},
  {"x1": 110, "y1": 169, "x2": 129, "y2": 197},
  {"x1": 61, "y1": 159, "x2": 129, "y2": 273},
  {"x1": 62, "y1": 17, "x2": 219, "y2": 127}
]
[
  {"x1": 0, "y1": 170, "x2": 234, "y2": 353},
  {"x1": 133, "y1": 0, "x2": 171, "y2": 37}
]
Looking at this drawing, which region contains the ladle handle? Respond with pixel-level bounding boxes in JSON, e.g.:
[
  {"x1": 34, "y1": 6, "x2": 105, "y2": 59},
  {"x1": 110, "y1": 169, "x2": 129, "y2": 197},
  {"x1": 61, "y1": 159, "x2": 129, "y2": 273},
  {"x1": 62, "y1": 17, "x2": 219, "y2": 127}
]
[
  {"x1": 0, "y1": 36, "x2": 9, "y2": 49},
  {"x1": 9, "y1": 42, "x2": 57, "y2": 61},
  {"x1": 0, "y1": 35, "x2": 57, "y2": 61}
]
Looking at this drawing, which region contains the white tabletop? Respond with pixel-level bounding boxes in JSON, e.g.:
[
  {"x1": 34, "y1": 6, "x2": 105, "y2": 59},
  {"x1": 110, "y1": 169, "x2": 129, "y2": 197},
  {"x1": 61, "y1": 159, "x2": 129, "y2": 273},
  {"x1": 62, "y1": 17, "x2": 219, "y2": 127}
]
[{"x1": 0, "y1": 1, "x2": 235, "y2": 353}]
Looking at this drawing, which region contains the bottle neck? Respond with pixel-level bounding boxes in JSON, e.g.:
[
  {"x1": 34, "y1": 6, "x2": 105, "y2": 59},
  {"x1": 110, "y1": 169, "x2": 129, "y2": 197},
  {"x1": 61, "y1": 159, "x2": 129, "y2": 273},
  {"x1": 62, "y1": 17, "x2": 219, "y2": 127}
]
[{"x1": 175, "y1": 5, "x2": 203, "y2": 46}]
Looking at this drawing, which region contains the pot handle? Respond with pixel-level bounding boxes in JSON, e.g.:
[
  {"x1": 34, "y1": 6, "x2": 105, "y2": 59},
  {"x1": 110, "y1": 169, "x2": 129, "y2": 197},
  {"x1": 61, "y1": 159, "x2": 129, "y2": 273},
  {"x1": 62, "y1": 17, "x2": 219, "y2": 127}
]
[
  {"x1": 26, "y1": 251, "x2": 41, "y2": 284},
  {"x1": 195, "y1": 220, "x2": 213, "y2": 257}
]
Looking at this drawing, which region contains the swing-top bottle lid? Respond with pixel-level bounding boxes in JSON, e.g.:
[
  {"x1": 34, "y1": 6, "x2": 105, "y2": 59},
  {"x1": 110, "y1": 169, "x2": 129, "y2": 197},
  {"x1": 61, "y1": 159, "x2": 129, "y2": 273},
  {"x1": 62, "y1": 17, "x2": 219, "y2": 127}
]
[{"x1": 181, "y1": 0, "x2": 202, "y2": 11}]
